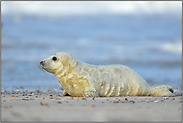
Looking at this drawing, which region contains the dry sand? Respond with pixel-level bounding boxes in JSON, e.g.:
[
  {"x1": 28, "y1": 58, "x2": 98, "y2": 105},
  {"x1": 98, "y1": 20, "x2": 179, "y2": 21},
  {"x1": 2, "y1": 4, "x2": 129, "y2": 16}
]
[{"x1": 1, "y1": 91, "x2": 182, "y2": 122}]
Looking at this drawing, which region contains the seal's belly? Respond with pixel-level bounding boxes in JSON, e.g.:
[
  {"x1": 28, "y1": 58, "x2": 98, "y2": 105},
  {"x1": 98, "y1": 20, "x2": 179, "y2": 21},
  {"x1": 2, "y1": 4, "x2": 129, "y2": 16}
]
[
  {"x1": 91, "y1": 65, "x2": 150, "y2": 97},
  {"x1": 99, "y1": 82, "x2": 122, "y2": 96},
  {"x1": 98, "y1": 81, "x2": 150, "y2": 97}
]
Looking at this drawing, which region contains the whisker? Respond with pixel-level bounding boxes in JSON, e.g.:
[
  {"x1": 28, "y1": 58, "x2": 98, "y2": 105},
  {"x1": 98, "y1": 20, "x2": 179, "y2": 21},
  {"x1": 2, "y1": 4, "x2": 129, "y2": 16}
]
[{"x1": 51, "y1": 50, "x2": 57, "y2": 55}]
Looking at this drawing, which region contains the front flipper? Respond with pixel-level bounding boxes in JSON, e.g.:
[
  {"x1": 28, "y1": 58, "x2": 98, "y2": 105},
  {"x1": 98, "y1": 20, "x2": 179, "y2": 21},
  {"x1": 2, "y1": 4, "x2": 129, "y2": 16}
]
[
  {"x1": 84, "y1": 91, "x2": 99, "y2": 97},
  {"x1": 62, "y1": 90, "x2": 71, "y2": 96}
]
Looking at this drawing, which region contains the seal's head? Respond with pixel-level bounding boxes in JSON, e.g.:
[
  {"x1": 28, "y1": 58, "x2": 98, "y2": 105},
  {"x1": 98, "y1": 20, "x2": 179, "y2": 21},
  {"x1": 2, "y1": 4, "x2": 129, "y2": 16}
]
[{"x1": 40, "y1": 52, "x2": 78, "y2": 74}]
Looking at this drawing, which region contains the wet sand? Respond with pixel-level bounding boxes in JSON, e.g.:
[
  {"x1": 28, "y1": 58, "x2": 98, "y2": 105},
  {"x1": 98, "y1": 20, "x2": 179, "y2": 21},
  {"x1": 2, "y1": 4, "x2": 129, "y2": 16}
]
[{"x1": 1, "y1": 91, "x2": 182, "y2": 122}]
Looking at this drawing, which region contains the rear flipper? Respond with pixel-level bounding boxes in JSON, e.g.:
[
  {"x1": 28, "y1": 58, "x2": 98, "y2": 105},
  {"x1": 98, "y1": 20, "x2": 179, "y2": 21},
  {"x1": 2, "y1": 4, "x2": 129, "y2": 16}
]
[{"x1": 151, "y1": 85, "x2": 175, "y2": 97}]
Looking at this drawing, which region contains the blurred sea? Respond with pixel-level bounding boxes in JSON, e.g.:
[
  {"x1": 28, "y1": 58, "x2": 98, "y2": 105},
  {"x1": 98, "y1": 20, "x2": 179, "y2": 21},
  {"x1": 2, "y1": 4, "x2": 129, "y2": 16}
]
[{"x1": 1, "y1": 2, "x2": 182, "y2": 92}]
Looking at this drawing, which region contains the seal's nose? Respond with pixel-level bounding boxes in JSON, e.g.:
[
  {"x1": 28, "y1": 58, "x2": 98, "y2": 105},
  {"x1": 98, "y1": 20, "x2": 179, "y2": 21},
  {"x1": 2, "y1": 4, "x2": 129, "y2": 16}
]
[{"x1": 40, "y1": 61, "x2": 43, "y2": 65}]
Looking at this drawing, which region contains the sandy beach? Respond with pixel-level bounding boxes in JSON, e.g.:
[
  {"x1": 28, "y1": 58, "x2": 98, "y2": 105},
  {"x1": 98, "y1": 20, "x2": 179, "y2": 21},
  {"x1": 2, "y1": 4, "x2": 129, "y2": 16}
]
[{"x1": 1, "y1": 90, "x2": 182, "y2": 122}]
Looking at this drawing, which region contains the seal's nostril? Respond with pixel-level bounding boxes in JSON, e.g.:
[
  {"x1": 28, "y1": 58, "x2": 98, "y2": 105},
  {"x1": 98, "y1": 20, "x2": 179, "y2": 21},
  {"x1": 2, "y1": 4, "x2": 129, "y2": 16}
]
[{"x1": 40, "y1": 61, "x2": 43, "y2": 64}]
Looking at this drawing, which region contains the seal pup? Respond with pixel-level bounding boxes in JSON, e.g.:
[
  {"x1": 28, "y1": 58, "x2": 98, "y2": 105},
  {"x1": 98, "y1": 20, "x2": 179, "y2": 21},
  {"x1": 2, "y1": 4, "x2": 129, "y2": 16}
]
[{"x1": 40, "y1": 52, "x2": 175, "y2": 97}]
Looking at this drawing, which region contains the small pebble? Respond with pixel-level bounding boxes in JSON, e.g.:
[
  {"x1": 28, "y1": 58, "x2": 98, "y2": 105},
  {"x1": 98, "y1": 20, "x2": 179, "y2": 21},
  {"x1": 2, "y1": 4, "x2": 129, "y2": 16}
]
[
  {"x1": 154, "y1": 100, "x2": 159, "y2": 103},
  {"x1": 40, "y1": 102, "x2": 47, "y2": 106},
  {"x1": 102, "y1": 102, "x2": 104, "y2": 103},
  {"x1": 22, "y1": 99, "x2": 29, "y2": 101},
  {"x1": 16, "y1": 89, "x2": 20, "y2": 92},
  {"x1": 130, "y1": 100, "x2": 135, "y2": 104},
  {"x1": 57, "y1": 101, "x2": 62, "y2": 104},
  {"x1": 150, "y1": 99, "x2": 154, "y2": 102},
  {"x1": 162, "y1": 97, "x2": 169, "y2": 100},
  {"x1": 35, "y1": 96, "x2": 38, "y2": 98},
  {"x1": 50, "y1": 97, "x2": 54, "y2": 99},
  {"x1": 106, "y1": 98, "x2": 110, "y2": 101},
  {"x1": 88, "y1": 105, "x2": 95, "y2": 107},
  {"x1": 82, "y1": 98, "x2": 87, "y2": 101},
  {"x1": 22, "y1": 94, "x2": 27, "y2": 96},
  {"x1": 120, "y1": 100, "x2": 135, "y2": 104},
  {"x1": 11, "y1": 91, "x2": 16, "y2": 94},
  {"x1": 113, "y1": 101, "x2": 119, "y2": 103}
]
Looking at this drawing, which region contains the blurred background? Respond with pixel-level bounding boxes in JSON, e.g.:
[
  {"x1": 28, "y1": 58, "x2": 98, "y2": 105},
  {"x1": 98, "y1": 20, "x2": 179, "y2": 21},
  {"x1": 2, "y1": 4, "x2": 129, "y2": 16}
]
[{"x1": 1, "y1": 1, "x2": 182, "y2": 92}]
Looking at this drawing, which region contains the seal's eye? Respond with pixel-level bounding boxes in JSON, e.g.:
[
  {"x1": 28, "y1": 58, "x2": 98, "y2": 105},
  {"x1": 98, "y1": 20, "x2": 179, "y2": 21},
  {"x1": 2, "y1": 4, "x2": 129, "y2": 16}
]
[{"x1": 52, "y1": 57, "x2": 57, "y2": 61}]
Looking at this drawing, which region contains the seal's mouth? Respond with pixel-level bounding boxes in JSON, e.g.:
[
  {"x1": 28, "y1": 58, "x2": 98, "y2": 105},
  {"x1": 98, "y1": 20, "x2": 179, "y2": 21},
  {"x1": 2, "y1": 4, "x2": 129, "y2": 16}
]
[
  {"x1": 40, "y1": 64, "x2": 44, "y2": 69},
  {"x1": 40, "y1": 61, "x2": 48, "y2": 69},
  {"x1": 40, "y1": 61, "x2": 52, "y2": 73}
]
